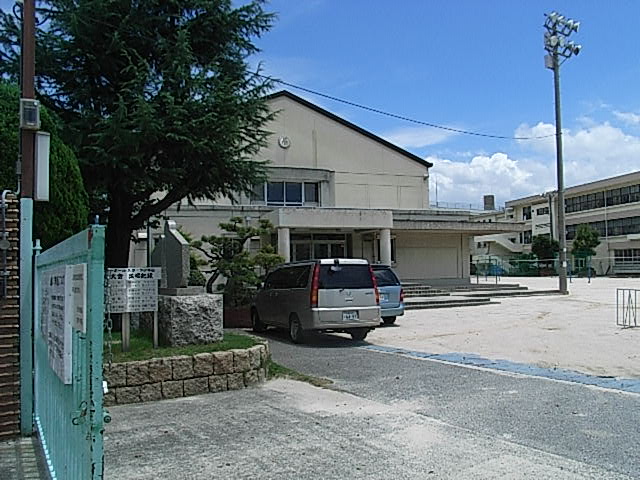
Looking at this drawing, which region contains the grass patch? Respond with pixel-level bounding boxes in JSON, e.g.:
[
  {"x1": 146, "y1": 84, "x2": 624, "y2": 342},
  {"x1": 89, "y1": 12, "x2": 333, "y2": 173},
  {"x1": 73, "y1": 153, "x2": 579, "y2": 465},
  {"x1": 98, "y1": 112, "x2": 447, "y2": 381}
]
[
  {"x1": 106, "y1": 330, "x2": 258, "y2": 363},
  {"x1": 267, "y1": 359, "x2": 332, "y2": 388}
]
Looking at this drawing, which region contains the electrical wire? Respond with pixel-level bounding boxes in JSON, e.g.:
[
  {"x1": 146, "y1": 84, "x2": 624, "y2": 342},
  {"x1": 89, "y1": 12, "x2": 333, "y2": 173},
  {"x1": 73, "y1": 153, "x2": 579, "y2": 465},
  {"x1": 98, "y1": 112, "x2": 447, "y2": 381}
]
[{"x1": 256, "y1": 74, "x2": 556, "y2": 141}]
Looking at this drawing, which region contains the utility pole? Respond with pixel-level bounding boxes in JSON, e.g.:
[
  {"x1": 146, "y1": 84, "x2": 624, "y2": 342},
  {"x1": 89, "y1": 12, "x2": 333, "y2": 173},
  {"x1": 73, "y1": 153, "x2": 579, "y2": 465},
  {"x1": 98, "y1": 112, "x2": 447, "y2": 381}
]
[
  {"x1": 19, "y1": 0, "x2": 37, "y2": 435},
  {"x1": 543, "y1": 11, "x2": 581, "y2": 295}
]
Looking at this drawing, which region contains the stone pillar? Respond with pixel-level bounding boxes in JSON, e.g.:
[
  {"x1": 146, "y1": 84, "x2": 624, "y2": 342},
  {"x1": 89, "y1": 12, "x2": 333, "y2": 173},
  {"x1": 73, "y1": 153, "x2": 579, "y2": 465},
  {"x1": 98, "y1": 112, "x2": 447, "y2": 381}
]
[
  {"x1": 380, "y1": 228, "x2": 392, "y2": 265},
  {"x1": 278, "y1": 227, "x2": 290, "y2": 263}
]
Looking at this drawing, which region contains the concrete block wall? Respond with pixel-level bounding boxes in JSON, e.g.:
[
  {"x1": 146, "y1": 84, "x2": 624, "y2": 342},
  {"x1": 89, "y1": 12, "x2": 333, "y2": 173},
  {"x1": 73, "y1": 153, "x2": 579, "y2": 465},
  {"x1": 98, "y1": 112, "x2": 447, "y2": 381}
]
[
  {"x1": 103, "y1": 343, "x2": 270, "y2": 406},
  {"x1": 0, "y1": 194, "x2": 20, "y2": 438}
]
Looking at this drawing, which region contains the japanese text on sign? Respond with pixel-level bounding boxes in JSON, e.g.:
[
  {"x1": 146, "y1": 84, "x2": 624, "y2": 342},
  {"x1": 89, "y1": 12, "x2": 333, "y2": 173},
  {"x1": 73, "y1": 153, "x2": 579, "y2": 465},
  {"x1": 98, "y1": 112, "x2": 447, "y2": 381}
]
[
  {"x1": 107, "y1": 267, "x2": 161, "y2": 313},
  {"x1": 40, "y1": 265, "x2": 88, "y2": 384}
]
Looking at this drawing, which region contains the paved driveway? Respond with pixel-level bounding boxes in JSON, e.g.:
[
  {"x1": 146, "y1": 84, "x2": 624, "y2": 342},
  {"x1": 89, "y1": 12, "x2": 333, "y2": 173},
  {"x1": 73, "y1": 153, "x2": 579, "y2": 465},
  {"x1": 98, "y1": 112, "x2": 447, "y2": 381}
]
[{"x1": 105, "y1": 378, "x2": 634, "y2": 480}]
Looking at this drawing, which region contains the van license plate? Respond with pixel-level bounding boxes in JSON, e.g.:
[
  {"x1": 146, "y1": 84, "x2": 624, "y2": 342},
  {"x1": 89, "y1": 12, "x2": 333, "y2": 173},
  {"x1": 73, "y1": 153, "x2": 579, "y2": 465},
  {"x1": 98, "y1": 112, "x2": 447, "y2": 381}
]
[
  {"x1": 343, "y1": 311, "x2": 358, "y2": 321},
  {"x1": 380, "y1": 293, "x2": 389, "y2": 303}
]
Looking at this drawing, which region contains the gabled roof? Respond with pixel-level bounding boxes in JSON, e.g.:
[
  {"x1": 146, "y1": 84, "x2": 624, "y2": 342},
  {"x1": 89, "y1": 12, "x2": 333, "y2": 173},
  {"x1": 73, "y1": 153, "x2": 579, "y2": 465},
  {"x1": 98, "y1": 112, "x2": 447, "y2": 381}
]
[{"x1": 267, "y1": 90, "x2": 433, "y2": 169}]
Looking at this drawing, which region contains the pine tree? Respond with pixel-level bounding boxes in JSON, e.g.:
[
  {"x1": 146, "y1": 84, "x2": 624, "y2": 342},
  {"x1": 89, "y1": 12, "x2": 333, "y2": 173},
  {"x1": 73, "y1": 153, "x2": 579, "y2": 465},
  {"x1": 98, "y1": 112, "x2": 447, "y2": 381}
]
[{"x1": 0, "y1": 0, "x2": 276, "y2": 266}]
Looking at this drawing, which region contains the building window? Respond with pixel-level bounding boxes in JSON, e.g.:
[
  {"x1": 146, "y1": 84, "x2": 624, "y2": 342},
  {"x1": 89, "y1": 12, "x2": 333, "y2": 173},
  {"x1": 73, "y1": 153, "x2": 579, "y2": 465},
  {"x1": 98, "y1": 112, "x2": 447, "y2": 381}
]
[
  {"x1": 285, "y1": 182, "x2": 302, "y2": 205},
  {"x1": 267, "y1": 182, "x2": 284, "y2": 204},
  {"x1": 615, "y1": 249, "x2": 640, "y2": 264},
  {"x1": 566, "y1": 184, "x2": 640, "y2": 213},
  {"x1": 250, "y1": 183, "x2": 265, "y2": 203},
  {"x1": 251, "y1": 181, "x2": 321, "y2": 206},
  {"x1": 304, "y1": 183, "x2": 319, "y2": 204},
  {"x1": 536, "y1": 206, "x2": 549, "y2": 216},
  {"x1": 566, "y1": 215, "x2": 640, "y2": 240},
  {"x1": 523, "y1": 230, "x2": 532, "y2": 244},
  {"x1": 523, "y1": 206, "x2": 532, "y2": 220}
]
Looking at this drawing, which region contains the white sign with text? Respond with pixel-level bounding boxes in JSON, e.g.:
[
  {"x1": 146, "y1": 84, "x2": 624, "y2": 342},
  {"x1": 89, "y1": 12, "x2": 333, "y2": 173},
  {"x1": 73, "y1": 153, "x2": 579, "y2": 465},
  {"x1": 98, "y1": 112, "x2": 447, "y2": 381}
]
[{"x1": 107, "y1": 267, "x2": 161, "y2": 313}]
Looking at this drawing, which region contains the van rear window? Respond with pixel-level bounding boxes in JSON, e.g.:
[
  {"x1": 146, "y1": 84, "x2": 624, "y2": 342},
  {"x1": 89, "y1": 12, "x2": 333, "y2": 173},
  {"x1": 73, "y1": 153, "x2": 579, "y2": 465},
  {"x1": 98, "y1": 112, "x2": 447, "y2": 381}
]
[
  {"x1": 318, "y1": 265, "x2": 373, "y2": 290},
  {"x1": 373, "y1": 269, "x2": 400, "y2": 287}
]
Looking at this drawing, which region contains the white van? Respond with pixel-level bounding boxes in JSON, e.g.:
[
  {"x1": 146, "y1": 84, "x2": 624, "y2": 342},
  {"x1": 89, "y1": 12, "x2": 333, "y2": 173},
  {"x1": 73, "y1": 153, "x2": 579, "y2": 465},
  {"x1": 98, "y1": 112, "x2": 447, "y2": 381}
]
[{"x1": 251, "y1": 259, "x2": 381, "y2": 343}]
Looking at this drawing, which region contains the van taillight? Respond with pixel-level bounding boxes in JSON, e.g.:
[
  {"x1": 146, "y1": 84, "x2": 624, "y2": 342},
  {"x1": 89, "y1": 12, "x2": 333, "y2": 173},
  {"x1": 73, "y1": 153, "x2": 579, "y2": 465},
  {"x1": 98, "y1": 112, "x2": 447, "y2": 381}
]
[
  {"x1": 369, "y1": 266, "x2": 379, "y2": 305},
  {"x1": 400, "y1": 288, "x2": 404, "y2": 303},
  {"x1": 310, "y1": 264, "x2": 320, "y2": 307}
]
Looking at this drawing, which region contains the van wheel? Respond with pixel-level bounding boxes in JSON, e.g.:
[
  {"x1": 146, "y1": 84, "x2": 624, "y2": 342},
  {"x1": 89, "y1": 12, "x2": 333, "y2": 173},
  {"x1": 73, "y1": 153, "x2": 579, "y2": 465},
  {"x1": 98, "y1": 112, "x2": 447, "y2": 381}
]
[
  {"x1": 350, "y1": 328, "x2": 369, "y2": 341},
  {"x1": 382, "y1": 316, "x2": 396, "y2": 325},
  {"x1": 289, "y1": 317, "x2": 305, "y2": 344},
  {"x1": 251, "y1": 309, "x2": 267, "y2": 333}
]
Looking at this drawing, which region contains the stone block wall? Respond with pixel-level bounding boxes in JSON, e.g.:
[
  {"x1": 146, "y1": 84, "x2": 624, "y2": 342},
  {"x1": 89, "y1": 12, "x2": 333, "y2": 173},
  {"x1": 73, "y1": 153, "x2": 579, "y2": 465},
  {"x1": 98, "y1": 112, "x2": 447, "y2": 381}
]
[{"x1": 104, "y1": 342, "x2": 270, "y2": 406}]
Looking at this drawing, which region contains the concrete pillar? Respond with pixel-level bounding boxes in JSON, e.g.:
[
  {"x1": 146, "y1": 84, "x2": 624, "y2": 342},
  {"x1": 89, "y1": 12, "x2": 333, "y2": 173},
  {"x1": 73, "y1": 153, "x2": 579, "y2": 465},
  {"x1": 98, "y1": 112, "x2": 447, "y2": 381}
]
[
  {"x1": 278, "y1": 227, "x2": 290, "y2": 263},
  {"x1": 380, "y1": 228, "x2": 392, "y2": 265}
]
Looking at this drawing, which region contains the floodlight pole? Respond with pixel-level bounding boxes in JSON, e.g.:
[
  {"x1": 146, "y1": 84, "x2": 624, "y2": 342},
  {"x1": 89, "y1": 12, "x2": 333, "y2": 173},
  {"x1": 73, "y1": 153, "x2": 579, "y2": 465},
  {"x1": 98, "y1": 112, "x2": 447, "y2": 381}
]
[
  {"x1": 551, "y1": 52, "x2": 568, "y2": 294},
  {"x1": 544, "y1": 11, "x2": 581, "y2": 295}
]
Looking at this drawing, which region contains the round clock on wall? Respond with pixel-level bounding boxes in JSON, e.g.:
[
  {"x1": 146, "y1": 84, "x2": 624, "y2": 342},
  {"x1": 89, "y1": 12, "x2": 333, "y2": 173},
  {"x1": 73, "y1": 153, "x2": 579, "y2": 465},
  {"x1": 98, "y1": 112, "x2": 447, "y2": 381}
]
[{"x1": 278, "y1": 136, "x2": 291, "y2": 149}]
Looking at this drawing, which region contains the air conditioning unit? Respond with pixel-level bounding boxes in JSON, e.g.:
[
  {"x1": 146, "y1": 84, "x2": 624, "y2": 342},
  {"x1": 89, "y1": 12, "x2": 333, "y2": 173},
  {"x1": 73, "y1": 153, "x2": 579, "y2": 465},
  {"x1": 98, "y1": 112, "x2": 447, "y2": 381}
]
[{"x1": 20, "y1": 98, "x2": 40, "y2": 130}]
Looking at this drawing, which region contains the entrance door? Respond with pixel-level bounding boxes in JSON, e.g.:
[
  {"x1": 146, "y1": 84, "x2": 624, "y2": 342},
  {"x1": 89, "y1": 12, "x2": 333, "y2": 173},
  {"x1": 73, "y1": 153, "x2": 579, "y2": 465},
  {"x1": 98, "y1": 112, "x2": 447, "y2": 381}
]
[{"x1": 291, "y1": 233, "x2": 348, "y2": 260}]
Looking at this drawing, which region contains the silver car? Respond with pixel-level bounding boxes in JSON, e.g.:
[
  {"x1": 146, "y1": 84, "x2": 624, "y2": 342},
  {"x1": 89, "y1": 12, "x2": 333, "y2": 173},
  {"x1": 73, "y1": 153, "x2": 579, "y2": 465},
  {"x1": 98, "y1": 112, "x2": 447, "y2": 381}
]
[{"x1": 251, "y1": 258, "x2": 381, "y2": 343}]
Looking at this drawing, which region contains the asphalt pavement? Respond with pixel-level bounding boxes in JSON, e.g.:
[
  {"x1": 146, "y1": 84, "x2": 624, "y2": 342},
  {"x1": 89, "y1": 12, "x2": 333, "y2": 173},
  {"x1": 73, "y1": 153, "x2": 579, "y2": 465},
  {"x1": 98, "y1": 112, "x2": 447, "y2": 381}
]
[
  {"x1": 105, "y1": 328, "x2": 640, "y2": 479},
  {"x1": 262, "y1": 329, "x2": 640, "y2": 477}
]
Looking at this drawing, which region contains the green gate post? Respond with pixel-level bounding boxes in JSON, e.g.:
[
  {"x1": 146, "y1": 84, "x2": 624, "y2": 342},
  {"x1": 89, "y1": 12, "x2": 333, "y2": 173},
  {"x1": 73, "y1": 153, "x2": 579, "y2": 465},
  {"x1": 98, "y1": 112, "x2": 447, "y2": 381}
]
[{"x1": 19, "y1": 198, "x2": 34, "y2": 435}]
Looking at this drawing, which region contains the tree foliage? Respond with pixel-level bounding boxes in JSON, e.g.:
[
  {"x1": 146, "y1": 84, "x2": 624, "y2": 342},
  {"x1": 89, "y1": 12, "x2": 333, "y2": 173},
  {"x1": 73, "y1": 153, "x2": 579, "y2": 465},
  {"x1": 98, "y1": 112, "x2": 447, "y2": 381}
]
[
  {"x1": 192, "y1": 217, "x2": 283, "y2": 306},
  {"x1": 0, "y1": 0, "x2": 276, "y2": 267},
  {"x1": 531, "y1": 234, "x2": 559, "y2": 267},
  {"x1": 0, "y1": 81, "x2": 88, "y2": 248},
  {"x1": 571, "y1": 224, "x2": 600, "y2": 258}
]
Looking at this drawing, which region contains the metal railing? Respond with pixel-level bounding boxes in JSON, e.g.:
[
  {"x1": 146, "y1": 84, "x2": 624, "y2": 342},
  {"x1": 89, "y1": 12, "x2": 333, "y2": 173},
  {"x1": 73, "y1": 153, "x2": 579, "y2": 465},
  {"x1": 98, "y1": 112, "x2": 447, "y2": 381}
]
[
  {"x1": 430, "y1": 201, "x2": 505, "y2": 212},
  {"x1": 617, "y1": 288, "x2": 638, "y2": 328}
]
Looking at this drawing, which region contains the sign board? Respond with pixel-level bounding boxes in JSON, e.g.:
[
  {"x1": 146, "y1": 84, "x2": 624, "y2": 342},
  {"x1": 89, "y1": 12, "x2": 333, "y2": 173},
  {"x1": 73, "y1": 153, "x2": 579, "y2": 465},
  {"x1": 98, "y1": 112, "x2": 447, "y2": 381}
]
[
  {"x1": 40, "y1": 264, "x2": 86, "y2": 384},
  {"x1": 107, "y1": 267, "x2": 161, "y2": 313},
  {"x1": 70, "y1": 263, "x2": 87, "y2": 333}
]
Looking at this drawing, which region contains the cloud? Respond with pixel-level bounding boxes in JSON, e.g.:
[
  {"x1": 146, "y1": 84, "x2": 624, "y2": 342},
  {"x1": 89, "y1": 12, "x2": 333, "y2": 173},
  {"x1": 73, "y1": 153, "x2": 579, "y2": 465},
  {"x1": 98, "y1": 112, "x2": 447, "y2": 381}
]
[
  {"x1": 383, "y1": 126, "x2": 458, "y2": 148},
  {"x1": 427, "y1": 153, "x2": 540, "y2": 207},
  {"x1": 613, "y1": 111, "x2": 640, "y2": 126},
  {"x1": 430, "y1": 119, "x2": 640, "y2": 208},
  {"x1": 515, "y1": 121, "x2": 640, "y2": 186}
]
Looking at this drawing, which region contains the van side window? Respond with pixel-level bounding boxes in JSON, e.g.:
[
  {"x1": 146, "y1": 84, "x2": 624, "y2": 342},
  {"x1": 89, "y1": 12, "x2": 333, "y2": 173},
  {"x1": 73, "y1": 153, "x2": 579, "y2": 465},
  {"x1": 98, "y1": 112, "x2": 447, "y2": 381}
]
[
  {"x1": 292, "y1": 265, "x2": 310, "y2": 288},
  {"x1": 263, "y1": 270, "x2": 279, "y2": 289},
  {"x1": 276, "y1": 265, "x2": 310, "y2": 289}
]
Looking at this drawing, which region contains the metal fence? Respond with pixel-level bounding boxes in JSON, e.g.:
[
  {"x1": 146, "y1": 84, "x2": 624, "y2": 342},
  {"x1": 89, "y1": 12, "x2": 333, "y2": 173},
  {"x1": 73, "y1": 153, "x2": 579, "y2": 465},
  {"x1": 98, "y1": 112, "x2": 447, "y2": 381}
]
[
  {"x1": 472, "y1": 255, "x2": 596, "y2": 279},
  {"x1": 617, "y1": 288, "x2": 638, "y2": 328},
  {"x1": 34, "y1": 226, "x2": 105, "y2": 479}
]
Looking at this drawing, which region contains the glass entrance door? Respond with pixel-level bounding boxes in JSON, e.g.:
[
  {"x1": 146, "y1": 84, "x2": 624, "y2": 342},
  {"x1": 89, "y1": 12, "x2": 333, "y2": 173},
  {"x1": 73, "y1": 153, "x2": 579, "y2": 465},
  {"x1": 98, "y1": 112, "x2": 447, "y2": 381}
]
[{"x1": 291, "y1": 233, "x2": 349, "y2": 261}]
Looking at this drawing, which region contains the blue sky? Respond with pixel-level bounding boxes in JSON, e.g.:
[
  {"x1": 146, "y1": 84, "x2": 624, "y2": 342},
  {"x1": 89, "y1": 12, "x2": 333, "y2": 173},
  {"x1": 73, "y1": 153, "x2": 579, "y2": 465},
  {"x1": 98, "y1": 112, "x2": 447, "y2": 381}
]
[
  {"x1": 2, "y1": 1, "x2": 639, "y2": 207},
  {"x1": 254, "y1": 0, "x2": 640, "y2": 207}
]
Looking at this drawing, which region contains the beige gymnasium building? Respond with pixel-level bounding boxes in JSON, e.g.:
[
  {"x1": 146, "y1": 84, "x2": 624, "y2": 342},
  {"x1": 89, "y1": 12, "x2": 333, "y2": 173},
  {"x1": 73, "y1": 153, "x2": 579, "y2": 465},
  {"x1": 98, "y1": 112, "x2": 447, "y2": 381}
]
[{"x1": 145, "y1": 90, "x2": 520, "y2": 285}]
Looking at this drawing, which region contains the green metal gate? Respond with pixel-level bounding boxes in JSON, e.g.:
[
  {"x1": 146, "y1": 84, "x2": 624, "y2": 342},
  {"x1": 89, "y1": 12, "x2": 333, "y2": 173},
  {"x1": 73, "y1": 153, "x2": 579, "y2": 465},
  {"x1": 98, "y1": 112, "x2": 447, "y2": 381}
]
[{"x1": 34, "y1": 226, "x2": 105, "y2": 479}]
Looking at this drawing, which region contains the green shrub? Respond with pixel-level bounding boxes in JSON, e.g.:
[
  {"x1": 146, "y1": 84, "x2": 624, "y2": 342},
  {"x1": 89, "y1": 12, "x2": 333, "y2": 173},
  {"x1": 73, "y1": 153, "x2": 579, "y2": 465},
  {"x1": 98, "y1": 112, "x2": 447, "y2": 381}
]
[{"x1": 0, "y1": 82, "x2": 88, "y2": 248}]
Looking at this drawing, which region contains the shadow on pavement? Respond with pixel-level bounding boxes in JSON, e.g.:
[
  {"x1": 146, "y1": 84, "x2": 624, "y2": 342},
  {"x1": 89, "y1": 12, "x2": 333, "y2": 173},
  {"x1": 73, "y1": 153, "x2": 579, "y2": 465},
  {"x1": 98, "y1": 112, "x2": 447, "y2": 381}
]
[{"x1": 245, "y1": 327, "x2": 372, "y2": 349}]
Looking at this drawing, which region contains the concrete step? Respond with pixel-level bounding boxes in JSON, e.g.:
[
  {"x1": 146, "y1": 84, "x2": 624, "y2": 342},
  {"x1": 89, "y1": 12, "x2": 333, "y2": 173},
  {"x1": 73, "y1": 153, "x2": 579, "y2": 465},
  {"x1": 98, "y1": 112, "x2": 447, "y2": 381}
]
[
  {"x1": 451, "y1": 289, "x2": 562, "y2": 298},
  {"x1": 447, "y1": 284, "x2": 526, "y2": 292},
  {"x1": 404, "y1": 296, "x2": 493, "y2": 310},
  {"x1": 403, "y1": 290, "x2": 451, "y2": 298}
]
